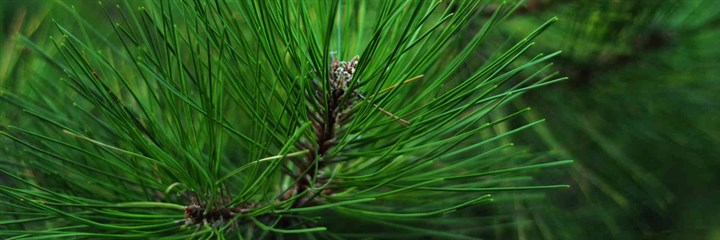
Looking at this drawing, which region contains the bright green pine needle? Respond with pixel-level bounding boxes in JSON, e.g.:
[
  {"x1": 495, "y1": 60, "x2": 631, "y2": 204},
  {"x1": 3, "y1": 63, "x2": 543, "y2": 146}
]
[{"x1": 0, "y1": 0, "x2": 569, "y2": 238}]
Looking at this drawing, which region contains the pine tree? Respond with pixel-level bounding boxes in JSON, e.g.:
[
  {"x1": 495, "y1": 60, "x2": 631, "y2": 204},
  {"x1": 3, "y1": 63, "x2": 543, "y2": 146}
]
[{"x1": 0, "y1": 0, "x2": 570, "y2": 239}]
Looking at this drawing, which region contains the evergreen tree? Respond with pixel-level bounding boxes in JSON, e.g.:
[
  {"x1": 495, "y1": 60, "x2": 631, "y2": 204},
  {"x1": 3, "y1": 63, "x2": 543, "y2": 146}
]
[{"x1": 0, "y1": 0, "x2": 568, "y2": 238}]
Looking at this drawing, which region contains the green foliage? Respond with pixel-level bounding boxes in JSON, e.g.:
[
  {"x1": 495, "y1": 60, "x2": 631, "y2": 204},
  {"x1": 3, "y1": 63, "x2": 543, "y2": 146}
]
[
  {"x1": 495, "y1": 0, "x2": 720, "y2": 239},
  {"x1": 0, "y1": 0, "x2": 567, "y2": 239}
]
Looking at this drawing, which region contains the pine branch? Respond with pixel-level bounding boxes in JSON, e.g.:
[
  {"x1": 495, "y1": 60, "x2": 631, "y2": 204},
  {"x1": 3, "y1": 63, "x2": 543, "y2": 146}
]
[{"x1": 0, "y1": 0, "x2": 569, "y2": 238}]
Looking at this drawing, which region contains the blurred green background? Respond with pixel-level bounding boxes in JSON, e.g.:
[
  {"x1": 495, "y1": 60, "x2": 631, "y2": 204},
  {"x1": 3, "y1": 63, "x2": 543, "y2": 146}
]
[
  {"x1": 2, "y1": 0, "x2": 719, "y2": 239},
  {"x1": 495, "y1": 0, "x2": 720, "y2": 239}
]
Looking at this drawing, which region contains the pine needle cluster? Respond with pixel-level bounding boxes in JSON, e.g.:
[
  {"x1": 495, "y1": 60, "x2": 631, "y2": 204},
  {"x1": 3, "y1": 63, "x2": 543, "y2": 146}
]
[{"x1": 0, "y1": 0, "x2": 568, "y2": 239}]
